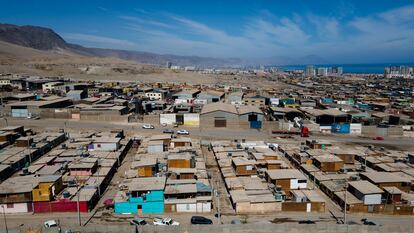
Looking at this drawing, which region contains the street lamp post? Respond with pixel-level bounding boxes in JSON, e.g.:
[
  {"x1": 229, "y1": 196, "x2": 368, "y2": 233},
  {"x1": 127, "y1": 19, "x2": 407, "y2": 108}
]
[
  {"x1": 215, "y1": 180, "x2": 221, "y2": 224},
  {"x1": 2, "y1": 205, "x2": 8, "y2": 233},
  {"x1": 343, "y1": 179, "x2": 348, "y2": 224},
  {"x1": 75, "y1": 177, "x2": 82, "y2": 226},
  {"x1": 27, "y1": 137, "x2": 32, "y2": 164},
  {"x1": 364, "y1": 148, "x2": 369, "y2": 172}
]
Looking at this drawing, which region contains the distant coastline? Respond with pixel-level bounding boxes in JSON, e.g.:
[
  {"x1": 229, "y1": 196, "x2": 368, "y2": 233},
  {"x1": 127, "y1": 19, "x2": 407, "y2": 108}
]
[{"x1": 276, "y1": 63, "x2": 414, "y2": 74}]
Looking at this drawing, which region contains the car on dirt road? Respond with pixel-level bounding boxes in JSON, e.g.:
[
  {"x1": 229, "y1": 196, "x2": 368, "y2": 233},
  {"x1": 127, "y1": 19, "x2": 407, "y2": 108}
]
[
  {"x1": 191, "y1": 216, "x2": 213, "y2": 224},
  {"x1": 153, "y1": 217, "x2": 180, "y2": 226},
  {"x1": 130, "y1": 217, "x2": 147, "y2": 226},
  {"x1": 177, "y1": 129, "x2": 189, "y2": 135},
  {"x1": 142, "y1": 124, "x2": 155, "y2": 129},
  {"x1": 44, "y1": 220, "x2": 59, "y2": 228},
  {"x1": 163, "y1": 129, "x2": 174, "y2": 134}
]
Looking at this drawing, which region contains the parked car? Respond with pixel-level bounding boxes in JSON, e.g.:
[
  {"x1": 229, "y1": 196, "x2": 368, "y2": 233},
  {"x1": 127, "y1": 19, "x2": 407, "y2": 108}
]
[
  {"x1": 142, "y1": 124, "x2": 155, "y2": 129},
  {"x1": 153, "y1": 217, "x2": 180, "y2": 226},
  {"x1": 267, "y1": 143, "x2": 278, "y2": 151},
  {"x1": 231, "y1": 219, "x2": 242, "y2": 224},
  {"x1": 191, "y1": 216, "x2": 213, "y2": 225},
  {"x1": 177, "y1": 129, "x2": 189, "y2": 135},
  {"x1": 27, "y1": 115, "x2": 40, "y2": 120},
  {"x1": 372, "y1": 136, "x2": 384, "y2": 140},
  {"x1": 298, "y1": 220, "x2": 315, "y2": 224},
  {"x1": 377, "y1": 123, "x2": 390, "y2": 128},
  {"x1": 163, "y1": 129, "x2": 174, "y2": 134},
  {"x1": 44, "y1": 220, "x2": 59, "y2": 228},
  {"x1": 130, "y1": 217, "x2": 147, "y2": 226}
]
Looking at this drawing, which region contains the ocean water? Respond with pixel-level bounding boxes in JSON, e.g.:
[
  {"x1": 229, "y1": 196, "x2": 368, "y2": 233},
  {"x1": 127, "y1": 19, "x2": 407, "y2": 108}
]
[{"x1": 278, "y1": 63, "x2": 414, "y2": 74}]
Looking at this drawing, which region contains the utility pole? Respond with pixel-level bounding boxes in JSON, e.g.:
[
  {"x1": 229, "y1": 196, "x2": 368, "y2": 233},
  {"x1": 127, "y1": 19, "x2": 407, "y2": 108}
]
[
  {"x1": 216, "y1": 180, "x2": 221, "y2": 224},
  {"x1": 77, "y1": 191, "x2": 81, "y2": 226},
  {"x1": 27, "y1": 137, "x2": 32, "y2": 164},
  {"x1": 343, "y1": 180, "x2": 348, "y2": 224},
  {"x1": 96, "y1": 164, "x2": 101, "y2": 197},
  {"x1": 313, "y1": 171, "x2": 316, "y2": 190},
  {"x1": 2, "y1": 206, "x2": 8, "y2": 233},
  {"x1": 76, "y1": 178, "x2": 82, "y2": 226}
]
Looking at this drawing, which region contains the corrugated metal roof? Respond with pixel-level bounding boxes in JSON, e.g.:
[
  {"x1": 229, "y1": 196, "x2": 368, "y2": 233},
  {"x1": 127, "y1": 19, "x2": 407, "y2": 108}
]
[
  {"x1": 201, "y1": 103, "x2": 238, "y2": 115},
  {"x1": 237, "y1": 105, "x2": 263, "y2": 115},
  {"x1": 348, "y1": 180, "x2": 383, "y2": 194}
]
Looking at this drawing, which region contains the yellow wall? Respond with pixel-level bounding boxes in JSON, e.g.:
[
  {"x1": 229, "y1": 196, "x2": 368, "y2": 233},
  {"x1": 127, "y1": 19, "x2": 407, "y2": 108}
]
[{"x1": 32, "y1": 179, "x2": 63, "y2": 202}]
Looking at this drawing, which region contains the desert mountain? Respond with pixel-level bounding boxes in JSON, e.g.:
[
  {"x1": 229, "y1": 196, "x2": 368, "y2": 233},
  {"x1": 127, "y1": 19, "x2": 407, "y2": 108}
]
[{"x1": 0, "y1": 23, "x2": 325, "y2": 67}]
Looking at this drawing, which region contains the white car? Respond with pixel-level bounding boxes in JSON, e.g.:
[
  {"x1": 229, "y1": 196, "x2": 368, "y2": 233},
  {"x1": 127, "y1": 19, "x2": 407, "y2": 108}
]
[
  {"x1": 176, "y1": 129, "x2": 189, "y2": 135},
  {"x1": 153, "y1": 217, "x2": 180, "y2": 226},
  {"x1": 44, "y1": 220, "x2": 59, "y2": 228},
  {"x1": 142, "y1": 124, "x2": 155, "y2": 129}
]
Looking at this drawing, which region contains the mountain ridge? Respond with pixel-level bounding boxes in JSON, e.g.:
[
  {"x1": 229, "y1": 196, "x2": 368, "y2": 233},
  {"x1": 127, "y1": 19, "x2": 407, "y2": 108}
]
[{"x1": 0, "y1": 23, "x2": 326, "y2": 67}]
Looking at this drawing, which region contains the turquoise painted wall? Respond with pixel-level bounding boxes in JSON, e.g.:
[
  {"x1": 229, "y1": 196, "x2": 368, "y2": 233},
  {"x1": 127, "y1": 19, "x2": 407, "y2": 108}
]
[{"x1": 115, "y1": 190, "x2": 164, "y2": 214}]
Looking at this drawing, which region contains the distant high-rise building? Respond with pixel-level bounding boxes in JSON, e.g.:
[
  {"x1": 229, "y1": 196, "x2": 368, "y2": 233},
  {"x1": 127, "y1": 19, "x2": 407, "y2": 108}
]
[
  {"x1": 317, "y1": 67, "x2": 328, "y2": 76},
  {"x1": 328, "y1": 66, "x2": 343, "y2": 76},
  {"x1": 384, "y1": 66, "x2": 413, "y2": 78},
  {"x1": 166, "y1": 61, "x2": 172, "y2": 68},
  {"x1": 304, "y1": 65, "x2": 316, "y2": 77}
]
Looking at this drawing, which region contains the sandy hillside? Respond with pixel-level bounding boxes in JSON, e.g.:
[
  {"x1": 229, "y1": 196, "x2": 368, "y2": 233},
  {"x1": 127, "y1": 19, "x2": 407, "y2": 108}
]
[
  {"x1": 0, "y1": 41, "x2": 294, "y2": 90},
  {"x1": 0, "y1": 41, "x2": 220, "y2": 84}
]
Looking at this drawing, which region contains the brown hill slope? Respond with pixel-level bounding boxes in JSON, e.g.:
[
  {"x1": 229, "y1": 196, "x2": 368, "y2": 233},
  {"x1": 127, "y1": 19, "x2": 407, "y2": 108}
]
[{"x1": 0, "y1": 41, "x2": 218, "y2": 84}]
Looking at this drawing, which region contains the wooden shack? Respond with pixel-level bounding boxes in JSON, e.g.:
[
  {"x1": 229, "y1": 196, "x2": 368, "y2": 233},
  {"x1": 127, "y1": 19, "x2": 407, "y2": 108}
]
[
  {"x1": 330, "y1": 148, "x2": 357, "y2": 164},
  {"x1": 131, "y1": 158, "x2": 158, "y2": 177},
  {"x1": 167, "y1": 153, "x2": 194, "y2": 168},
  {"x1": 312, "y1": 155, "x2": 344, "y2": 172},
  {"x1": 361, "y1": 172, "x2": 411, "y2": 193},
  {"x1": 231, "y1": 157, "x2": 257, "y2": 176},
  {"x1": 383, "y1": 186, "x2": 403, "y2": 204},
  {"x1": 265, "y1": 169, "x2": 307, "y2": 191},
  {"x1": 168, "y1": 168, "x2": 196, "y2": 180},
  {"x1": 15, "y1": 137, "x2": 34, "y2": 147}
]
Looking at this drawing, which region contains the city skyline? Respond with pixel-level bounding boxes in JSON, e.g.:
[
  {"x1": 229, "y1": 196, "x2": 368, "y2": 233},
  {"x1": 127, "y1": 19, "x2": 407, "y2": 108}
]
[{"x1": 1, "y1": 0, "x2": 414, "y2": 64}]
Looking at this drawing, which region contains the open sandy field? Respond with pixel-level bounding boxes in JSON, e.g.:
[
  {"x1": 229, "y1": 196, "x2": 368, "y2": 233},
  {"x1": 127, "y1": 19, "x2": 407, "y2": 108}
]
[{"x1": 0, "y1": 40, "x2": 296, "y2": 90}]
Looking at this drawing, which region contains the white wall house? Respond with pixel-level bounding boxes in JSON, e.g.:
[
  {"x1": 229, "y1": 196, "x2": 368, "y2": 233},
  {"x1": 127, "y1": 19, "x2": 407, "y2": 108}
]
[
  {"x1": 42, "y1": 82, "x2": 64, "y2": 92},
  {"x1": 145, "y1": 92, "x2": 164, "y2": 100},
  {"x1": 0, "y1": 79, "x2": 11, "y2": 86},
  {"x1": 88, "y1": 137, "x2": 120, "y2": 151},
  {"x1": 0, "y1": 203, "x2": 31, "y2": 214},
  {"x1": 290, "y1": 178, "x2": 308, "y2": 190},
  {"x1": 348, "y1": 181, "x2": 383, "y2": 205}
]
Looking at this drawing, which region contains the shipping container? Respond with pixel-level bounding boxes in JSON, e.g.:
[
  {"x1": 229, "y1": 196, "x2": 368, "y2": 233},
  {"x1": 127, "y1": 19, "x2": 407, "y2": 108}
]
[
  {"x1": 160, "y1": 114, "x2": 176, "y2": 125},
  {"x1": 331, "y1": 123, "x2": 350, "y2": 134},
  {"x1": 183, "y1": 113, "x2": 200, "y2": 126}
]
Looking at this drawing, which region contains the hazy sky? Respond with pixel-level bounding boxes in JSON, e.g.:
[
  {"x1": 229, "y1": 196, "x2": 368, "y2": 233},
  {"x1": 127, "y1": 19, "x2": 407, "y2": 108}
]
[{"x1": 1, "y1": 0, "x2": 414, "y2": 63}]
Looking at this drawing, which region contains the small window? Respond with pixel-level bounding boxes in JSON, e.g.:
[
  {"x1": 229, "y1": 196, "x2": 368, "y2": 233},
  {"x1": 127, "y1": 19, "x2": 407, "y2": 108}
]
[
  {"x1": 7, "y1": 203, "x2": 14, "y2": 208},
  {"x1": 298, "y1": 180, "x2": 307, "y2": 183}
]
